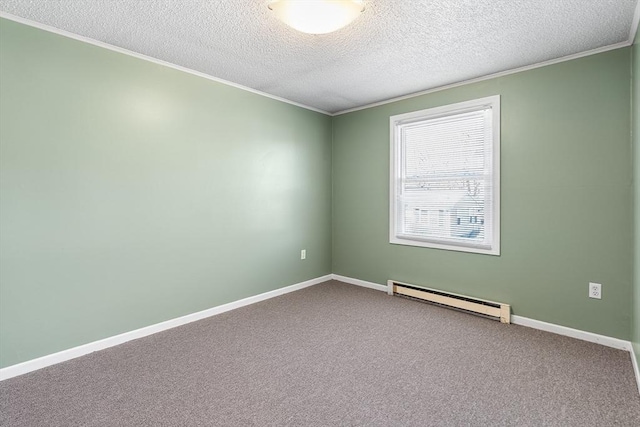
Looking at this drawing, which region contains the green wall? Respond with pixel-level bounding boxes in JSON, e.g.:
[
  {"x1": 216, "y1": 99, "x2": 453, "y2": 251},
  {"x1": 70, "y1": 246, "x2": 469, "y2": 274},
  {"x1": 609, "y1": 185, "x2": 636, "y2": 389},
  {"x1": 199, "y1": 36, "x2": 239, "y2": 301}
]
[
  {"x1": 633, "y1": 28, "x2": 640, "y2": 368},
  {"x1": 1, "y1": 16, "x2": 638, "y2": 370},
  {"x1": 332, "y1": 48, "x2": 633, "y2": 340},
  {"x1": 0, "y1": 18, "x2": 332, "y2": 368}
]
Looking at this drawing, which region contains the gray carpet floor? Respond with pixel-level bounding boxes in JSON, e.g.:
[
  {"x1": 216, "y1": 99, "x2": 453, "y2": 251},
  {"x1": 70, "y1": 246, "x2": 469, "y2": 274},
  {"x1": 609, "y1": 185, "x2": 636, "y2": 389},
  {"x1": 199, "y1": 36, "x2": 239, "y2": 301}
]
[{"x1": 1, "y1": 280, "x2": 639, "y2": 426}]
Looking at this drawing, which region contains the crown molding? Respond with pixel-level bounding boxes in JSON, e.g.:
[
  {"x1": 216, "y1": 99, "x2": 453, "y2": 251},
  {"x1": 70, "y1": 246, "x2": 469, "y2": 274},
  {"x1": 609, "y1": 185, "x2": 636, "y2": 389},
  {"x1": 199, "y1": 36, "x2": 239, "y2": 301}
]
[
  {"x1": 0, "y1": 12, "x2": 332, "y2": 116},
  {"x1": 333, "y1": 41, "x2": 631, "y2": 116},
  {"x1": 630, "y1": 0, "x2": 640, "y2": 44},
  {"x1": 1, "y1": 8, "x2": 637, "y2": 118}
]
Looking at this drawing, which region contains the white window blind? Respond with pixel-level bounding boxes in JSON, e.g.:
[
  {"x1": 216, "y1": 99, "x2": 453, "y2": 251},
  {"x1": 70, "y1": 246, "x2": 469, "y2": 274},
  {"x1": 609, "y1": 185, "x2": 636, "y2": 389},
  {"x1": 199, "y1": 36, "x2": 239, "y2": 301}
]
[{"x1": 390, "y1": 96, "x2": 500, "y2": 255}]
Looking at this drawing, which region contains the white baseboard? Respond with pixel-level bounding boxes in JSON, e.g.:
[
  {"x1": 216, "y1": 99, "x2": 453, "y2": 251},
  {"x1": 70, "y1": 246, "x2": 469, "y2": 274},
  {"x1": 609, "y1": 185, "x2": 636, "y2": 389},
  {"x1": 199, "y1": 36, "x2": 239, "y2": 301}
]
[
  {"x1": 0, "y1": 274, "x2": 332, "y2": 381},
  {"x1": 631, "y1": 344, "x2": 640, "y2": 395},
  {"x1": 333, "y1": 274, "x2": 633, "y2": 352},
  {"x1": 331, "y1": 274, "x2": 388, "y2": 292},
  {"x1": 510, "y1": 315, "x2": 632, "y2": 351},
  {"x1": 337, "y1": 274, "x2": 640, "y2": 395},
  {"x1": 3, "y1": 272, "x2": 637, "y2": 396}
]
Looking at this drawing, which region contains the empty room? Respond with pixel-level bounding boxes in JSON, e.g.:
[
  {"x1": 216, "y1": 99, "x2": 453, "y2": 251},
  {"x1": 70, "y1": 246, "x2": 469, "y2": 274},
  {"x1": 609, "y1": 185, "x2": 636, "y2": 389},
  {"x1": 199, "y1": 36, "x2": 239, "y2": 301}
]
[{"x1": 1, "y1": 0, "x2": 640, "y2": 425}]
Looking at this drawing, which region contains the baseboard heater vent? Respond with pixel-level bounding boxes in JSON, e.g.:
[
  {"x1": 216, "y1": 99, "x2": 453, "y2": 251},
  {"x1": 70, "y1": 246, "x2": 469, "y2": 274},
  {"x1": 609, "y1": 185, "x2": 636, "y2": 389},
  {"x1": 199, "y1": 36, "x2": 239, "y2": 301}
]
[{"x1": 388, "y1": 280, "x2": 511, "y2": 324}]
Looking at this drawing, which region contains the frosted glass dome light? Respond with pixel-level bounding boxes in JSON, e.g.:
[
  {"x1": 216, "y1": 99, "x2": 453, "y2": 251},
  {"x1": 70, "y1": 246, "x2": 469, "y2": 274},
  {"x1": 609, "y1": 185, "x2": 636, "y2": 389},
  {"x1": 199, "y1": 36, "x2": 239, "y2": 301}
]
[{"x1": 268, "y1": 1, "x2": 365, "y2": 35}]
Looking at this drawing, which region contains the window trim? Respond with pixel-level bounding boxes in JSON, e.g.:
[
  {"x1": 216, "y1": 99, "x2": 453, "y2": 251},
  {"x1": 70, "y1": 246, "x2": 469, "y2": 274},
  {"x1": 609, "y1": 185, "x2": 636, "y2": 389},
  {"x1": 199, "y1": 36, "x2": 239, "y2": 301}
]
[{"x1": 389, "y1": 95, "x2": 501, "y2": 255}]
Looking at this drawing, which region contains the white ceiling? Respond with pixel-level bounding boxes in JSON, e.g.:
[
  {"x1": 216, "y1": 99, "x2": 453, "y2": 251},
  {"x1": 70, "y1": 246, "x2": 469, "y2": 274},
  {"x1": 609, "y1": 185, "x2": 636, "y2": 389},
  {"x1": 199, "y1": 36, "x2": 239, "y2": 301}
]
[{"x1": 0, "y1": 1, "x2": 638, "y2": 114}]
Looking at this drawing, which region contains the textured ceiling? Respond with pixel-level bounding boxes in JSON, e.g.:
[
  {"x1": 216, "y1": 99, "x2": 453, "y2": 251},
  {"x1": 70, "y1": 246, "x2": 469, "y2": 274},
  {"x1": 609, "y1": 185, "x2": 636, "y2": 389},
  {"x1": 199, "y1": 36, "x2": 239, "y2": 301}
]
[{"x1": 0, "y1": 0, "x2": 638, "y2": 114}]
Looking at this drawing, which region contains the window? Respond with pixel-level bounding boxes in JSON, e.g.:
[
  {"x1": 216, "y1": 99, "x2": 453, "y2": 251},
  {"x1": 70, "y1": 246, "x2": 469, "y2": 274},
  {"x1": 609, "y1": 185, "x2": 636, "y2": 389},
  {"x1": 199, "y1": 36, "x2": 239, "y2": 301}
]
[{"x1": 389, "y1": 96, "x2": 500, "y2": 255}]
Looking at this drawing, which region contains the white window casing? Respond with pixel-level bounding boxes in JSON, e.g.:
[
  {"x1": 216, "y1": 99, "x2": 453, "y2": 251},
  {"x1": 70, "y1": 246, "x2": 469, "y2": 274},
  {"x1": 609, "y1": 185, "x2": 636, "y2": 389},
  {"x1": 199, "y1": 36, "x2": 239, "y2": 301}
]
[{"x1": 389, "y1": 95, "x2": 500, "y2": 255}]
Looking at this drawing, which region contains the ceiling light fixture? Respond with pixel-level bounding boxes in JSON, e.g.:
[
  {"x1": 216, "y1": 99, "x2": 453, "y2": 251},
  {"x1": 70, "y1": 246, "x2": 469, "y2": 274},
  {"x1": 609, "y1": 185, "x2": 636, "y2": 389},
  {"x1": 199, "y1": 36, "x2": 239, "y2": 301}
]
[{"x1": 268, "y1": 0, "x2": 365, "y2": 35}]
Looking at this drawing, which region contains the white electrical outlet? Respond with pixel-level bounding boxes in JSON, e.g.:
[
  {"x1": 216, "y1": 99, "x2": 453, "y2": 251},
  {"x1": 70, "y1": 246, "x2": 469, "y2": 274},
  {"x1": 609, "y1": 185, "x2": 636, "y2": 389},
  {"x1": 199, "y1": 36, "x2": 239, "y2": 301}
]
[
  {"x1": 588, "y1": 282, "x2": 602, "y2": 299},
  {"x1": 301, "y1": 249, "x2": 306, "y2": 260}
]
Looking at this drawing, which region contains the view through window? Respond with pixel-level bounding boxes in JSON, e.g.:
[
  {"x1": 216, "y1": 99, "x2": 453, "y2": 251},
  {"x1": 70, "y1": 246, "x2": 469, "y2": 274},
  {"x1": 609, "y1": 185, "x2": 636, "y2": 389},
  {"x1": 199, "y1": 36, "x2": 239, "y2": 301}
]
[{"x1": 389, "y1": 96, "x2": 500, "y2": 255}]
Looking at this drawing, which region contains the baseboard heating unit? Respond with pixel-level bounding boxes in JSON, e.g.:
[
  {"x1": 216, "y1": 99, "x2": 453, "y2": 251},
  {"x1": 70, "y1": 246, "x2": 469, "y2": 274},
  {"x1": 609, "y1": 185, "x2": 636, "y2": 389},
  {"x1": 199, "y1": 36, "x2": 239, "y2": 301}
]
[{"x1": 388, "y1": 280, "x2": 511, "y2": 324}]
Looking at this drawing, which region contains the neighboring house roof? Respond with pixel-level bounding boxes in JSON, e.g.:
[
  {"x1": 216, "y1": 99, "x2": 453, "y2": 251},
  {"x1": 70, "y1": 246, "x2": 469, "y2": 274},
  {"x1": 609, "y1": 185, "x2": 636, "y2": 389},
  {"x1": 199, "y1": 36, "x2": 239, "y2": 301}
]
[{"x1": 406, "y1": 191, "x2": 482, "y2": 212}]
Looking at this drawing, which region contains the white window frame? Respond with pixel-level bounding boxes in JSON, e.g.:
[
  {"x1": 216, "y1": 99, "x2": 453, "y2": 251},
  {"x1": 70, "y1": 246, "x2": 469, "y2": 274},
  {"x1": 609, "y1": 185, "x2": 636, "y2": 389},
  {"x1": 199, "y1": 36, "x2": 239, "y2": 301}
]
[{"x1": 389, "y1": 95, "x2": 501, "y2": 255}]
